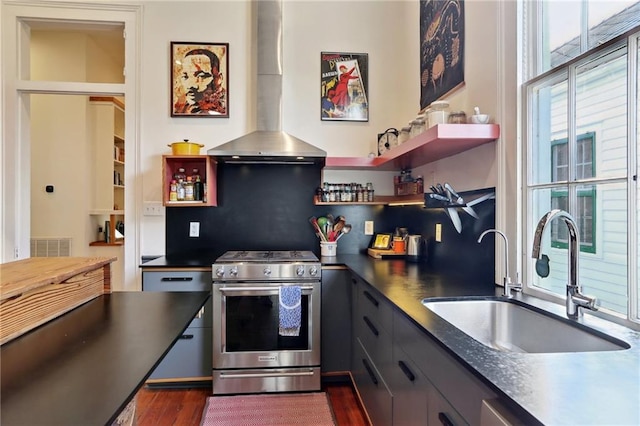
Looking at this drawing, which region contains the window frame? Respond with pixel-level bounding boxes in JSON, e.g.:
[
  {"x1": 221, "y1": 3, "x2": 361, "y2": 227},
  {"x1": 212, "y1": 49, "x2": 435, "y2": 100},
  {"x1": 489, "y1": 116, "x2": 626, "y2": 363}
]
[{"x1": 521, "y1": 1, "x2": 640, "y2": 328}]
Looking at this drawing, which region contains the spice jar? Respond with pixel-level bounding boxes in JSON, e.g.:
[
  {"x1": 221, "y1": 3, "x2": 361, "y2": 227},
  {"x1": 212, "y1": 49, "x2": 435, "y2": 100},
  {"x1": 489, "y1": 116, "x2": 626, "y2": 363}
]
[{"x1": 448, "y1": 111, "x2": 467, "y2": 124}]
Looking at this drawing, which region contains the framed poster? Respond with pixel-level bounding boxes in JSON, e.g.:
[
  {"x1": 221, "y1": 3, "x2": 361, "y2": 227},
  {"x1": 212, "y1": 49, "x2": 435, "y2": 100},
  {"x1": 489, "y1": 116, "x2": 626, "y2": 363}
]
[
  {"x1": 171, "y1": 42, "x2": 229, "y2": 117},
  {"x1": 321, "y1": 52, "x2": 369, "y2": 121},
  {"x1": 419, "y1": 0, "x2": 465, "y2": 110}
]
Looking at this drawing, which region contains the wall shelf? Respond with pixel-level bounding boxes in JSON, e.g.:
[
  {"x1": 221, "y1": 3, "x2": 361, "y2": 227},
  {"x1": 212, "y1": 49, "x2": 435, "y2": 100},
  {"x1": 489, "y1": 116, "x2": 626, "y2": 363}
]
[
  {"x1": 324, "y1": 124, "x2": 500, "y2": 171},
  {"x1": 315, "y1": 194, "x2": 424, "y2": 206}
]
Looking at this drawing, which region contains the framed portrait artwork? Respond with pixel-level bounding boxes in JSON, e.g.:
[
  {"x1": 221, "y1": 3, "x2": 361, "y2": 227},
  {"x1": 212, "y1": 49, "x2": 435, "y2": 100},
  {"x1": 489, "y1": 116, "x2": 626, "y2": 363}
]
[
  {"x1": 171, "y1": 42, "x2": 229, "y2": 117},
  {"x1": 419, "y1": 0, "x2": 465, "y2": 110},
  {"x1": 320, "y1": 52, "x2": 369, "y2": 122}
]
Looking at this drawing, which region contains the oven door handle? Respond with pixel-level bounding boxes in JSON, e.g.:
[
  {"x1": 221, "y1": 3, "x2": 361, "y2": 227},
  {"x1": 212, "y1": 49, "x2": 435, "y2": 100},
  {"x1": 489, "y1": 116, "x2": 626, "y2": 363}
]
[
  {"x1": 220, "y1": 370, "x2": 316, "y2": 379},
  {"x1": 218, "y1": 286, "x2": 315, "y2": 292}
]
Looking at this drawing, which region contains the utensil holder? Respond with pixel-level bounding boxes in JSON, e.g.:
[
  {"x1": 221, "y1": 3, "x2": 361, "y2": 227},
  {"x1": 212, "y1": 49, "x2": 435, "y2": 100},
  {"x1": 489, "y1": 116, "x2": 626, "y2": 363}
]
[{"x1": 320, "y1": 242, "x2": 337, "y2": 257}]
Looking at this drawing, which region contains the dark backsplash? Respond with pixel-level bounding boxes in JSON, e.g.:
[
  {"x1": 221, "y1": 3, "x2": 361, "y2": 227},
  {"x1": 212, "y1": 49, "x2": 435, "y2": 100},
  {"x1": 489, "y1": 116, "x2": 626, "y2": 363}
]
[{"x1": 165, "y1": 163, "x2": 495, "y2": 282}]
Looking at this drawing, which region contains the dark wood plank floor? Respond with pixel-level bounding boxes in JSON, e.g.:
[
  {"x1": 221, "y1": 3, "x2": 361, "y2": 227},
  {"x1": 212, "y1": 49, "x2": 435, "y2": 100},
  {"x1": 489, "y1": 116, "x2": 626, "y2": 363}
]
[{"x1": 135, "y1": 382, "x2": 369, "y2": 425}]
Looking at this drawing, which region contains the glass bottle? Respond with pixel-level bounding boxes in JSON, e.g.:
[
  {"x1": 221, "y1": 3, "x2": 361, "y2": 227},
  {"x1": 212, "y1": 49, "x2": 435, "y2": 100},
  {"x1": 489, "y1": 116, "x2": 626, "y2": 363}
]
[
  {"x1": 184, "y1": 176, "x2": 195, "y2": 201},
  {"x1": 194, "y1": 175, "x2": 204, "y2": 201},
  {"x1": 169, "y1": 179, "x2": 178, "y2": 201}
]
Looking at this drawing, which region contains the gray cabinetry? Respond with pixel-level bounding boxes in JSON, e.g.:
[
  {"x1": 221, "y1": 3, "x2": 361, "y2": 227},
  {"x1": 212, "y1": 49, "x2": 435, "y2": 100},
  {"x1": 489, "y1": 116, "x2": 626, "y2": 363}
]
[
  {"x1": 350, "y1": 273, "x2": 505, "y2": 425},
  {"x1": 321, "y1": 267, "x2": 352, "y2": 373},
  {"x1": 142, "y1": 268, "x2": 212, "y2": 385},
  {"x1": 394, "y1": 309, "x2": 494, "y2": 425},
  {"x1": 351, "y1": 274, "x2": 393, "y2": 425}
]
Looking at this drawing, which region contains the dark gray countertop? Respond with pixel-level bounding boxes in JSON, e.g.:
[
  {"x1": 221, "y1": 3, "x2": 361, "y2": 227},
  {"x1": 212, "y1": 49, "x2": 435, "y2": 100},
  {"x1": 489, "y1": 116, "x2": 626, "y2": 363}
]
[
  {"x1": 329, "y1": 254, "x2": 640, "y2": 426},
  {"x1": 0, "y1": 291, "x2": 210, "y2": 426},
  {"x1": 141, "y1": 253, "x2": 640, "y2": 425}
]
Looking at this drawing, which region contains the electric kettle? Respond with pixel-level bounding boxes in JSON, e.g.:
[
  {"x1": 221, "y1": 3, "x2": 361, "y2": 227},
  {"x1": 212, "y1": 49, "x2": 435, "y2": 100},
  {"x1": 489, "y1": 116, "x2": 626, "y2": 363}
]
[{"x1": 406, "y1": 234, "x2": 425, "y2": 262}]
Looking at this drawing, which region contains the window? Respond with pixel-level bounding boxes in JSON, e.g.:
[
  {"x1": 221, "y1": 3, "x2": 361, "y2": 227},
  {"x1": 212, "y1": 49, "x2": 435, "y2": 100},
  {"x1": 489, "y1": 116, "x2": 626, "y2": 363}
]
[
  {"x1": 550, "y1": 134, "x2": 596, "y2": 253},
  {"x1": 523, "y1": 1, "x2": 640, "y2": 325}
]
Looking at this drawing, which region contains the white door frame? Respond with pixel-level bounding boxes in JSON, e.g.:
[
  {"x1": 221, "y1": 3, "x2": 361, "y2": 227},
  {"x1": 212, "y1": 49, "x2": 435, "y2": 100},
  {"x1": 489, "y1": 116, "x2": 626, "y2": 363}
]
[{"x1": 1, "y1": 1, "x2": 142, "y2": 290}]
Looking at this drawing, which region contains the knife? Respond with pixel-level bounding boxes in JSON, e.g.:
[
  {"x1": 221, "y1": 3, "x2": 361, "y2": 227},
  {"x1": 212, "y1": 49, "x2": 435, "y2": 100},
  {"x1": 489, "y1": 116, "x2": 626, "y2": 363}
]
[{"x1": 444, "y1": 183, "x2": 479, "y2": 219}]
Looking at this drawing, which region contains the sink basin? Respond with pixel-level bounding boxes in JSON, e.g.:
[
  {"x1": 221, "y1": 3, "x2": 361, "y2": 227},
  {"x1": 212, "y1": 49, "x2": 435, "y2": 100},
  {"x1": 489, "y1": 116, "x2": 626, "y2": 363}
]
[{"x1": 422, "y1": 298, "x2": 629, "y2": 353}]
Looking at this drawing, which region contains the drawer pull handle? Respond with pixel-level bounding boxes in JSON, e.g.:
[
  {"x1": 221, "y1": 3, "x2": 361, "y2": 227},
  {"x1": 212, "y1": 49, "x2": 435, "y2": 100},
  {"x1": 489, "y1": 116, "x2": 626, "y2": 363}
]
[
  {"x1": 438, "y1": 412, "x2": 455, "y2": 426},
  {"x1": 179, "y1": 334, "x2": 194, "y2": 340},
  {"x1": 161, "y1": 277, "x2": 194, "y2": 281},
  {"x1": 363, "y1": 316, "x2": 379, "y2": 336},
  {"x1": 363, "y1": 290, "x2": 379, "y2": 307},
  {"x1": 362, "y1": 358, "x2": 378, "y2": 386},
  {"x1": 398, "y1": 360, "x2": 415, "y2": 382}
]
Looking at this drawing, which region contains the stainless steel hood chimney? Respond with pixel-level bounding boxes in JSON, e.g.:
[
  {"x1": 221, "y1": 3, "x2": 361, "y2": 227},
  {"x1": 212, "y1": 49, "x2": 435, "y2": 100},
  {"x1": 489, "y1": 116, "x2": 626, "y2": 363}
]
[{"x1": 207, "y1": 0, "x2": 326, "y2": 165}]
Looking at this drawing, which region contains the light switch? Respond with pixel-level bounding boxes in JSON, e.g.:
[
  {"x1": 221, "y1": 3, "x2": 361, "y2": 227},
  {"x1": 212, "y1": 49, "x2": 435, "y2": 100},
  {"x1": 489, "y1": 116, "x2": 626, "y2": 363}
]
[{"x1": 435, "y1": 223, "x2": 442, "y2": 242}]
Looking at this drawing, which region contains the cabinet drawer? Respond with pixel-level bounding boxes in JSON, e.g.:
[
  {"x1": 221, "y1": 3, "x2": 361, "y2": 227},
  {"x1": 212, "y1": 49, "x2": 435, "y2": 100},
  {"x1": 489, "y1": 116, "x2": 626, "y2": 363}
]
[
  {"x1": 357, "y1": 283, "x2": 393, "y2": 335},
  {"x1": 429, "y1": 384, "x2": 468, "y2": 426},
  {"x1": 352, "y1": 338, "x2": 392, "y2": 426},
  {"x1": 389, "y1": 345, "x2": 429, "y2": 426},
  {"x1": 148, "y1": 326, "x2": 212, "y2": 381},
  {"x1": 354, "y1": 308, "x2": 393, "y2": 371},
  {"x1": 143, "y1": 270, "x2": 212, "y2": 328},
  {"x1": 142, "y1": 270, "x2": 210, "y2": 291},
  {"x1": 394, "y1": 310, "x2": 495, "y2": 425}
]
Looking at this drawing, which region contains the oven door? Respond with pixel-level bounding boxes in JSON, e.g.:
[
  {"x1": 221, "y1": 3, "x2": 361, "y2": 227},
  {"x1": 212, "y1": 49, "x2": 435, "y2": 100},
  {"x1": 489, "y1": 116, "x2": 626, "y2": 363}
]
[{"x1": 212, "y1": 281, "x2": 321, "y2": 369}]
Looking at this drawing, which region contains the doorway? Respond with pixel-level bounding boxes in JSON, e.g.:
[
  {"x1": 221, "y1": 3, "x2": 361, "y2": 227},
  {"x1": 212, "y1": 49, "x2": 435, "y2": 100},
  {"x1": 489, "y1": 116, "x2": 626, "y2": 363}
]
[{"x1": 1, "y1": 2, "x2": 140, "y2": 290}]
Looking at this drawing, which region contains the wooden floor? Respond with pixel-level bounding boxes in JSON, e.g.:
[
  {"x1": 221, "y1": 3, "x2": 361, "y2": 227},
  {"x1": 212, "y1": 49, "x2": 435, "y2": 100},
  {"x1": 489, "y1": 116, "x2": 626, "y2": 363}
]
[{"x1": 135, "y1": 381, "x2": 369, "y2": 425}]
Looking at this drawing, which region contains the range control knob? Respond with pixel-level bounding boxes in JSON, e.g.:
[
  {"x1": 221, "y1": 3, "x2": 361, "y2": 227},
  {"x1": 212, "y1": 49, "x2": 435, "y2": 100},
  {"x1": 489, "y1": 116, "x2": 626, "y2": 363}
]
[
  {"x1": 229, "y1": 267, "x2": 238, "y2": 277},
  {"x1": 263, "y1": 267, "x2": 272, "y2": 277},
  {"x1": 215, "y1": 267, "x2": 225, "y2": 278},
  {"x1": 308, "y1": 266, "x2": 318, "y2": 276},
  {"x1": 296, "y1": 266, "x2": 305, "y2": 276}
]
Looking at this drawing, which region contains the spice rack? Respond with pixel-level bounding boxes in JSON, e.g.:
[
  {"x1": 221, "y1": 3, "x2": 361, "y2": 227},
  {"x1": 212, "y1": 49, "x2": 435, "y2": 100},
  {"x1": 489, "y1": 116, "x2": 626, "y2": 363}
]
[{"x1": 162, "y1": 155, "x2": 217, "y2": 207}]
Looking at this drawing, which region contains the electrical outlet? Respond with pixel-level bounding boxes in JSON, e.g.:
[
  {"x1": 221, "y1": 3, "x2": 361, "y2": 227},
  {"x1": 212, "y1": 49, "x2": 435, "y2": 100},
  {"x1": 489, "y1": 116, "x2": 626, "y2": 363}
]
[
  {"x1": 189, "y1": 222, "x2": 200, "y2": 237},
  {"x1": 364, "y1": 221, "x2": 374, "y2": 235},
  {"x1": 435, "y1": 223, "x2": 442, "y2": 242}
]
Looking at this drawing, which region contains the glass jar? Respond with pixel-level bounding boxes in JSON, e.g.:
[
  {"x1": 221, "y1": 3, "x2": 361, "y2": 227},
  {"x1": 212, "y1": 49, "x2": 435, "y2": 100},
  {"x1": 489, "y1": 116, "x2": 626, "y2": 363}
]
[
  {"x1": 398, "y1": 126, "x2": 411, "y2": 144},
  {"x1": 428, "y1": 100, "x2": 450, "y2": 125},
  {"x1": 448, "y1": 111, "x2": 467, "y2": 124},
  {"x1": 410, "y1": 116, "x2": 426, "y2": 138}
]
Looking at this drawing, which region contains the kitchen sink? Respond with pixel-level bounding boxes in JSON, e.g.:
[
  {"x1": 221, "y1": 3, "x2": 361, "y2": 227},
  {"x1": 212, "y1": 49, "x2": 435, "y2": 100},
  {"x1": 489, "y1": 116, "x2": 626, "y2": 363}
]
[{"x1": 422, "y1": 298, "x2": 630, "y2": 353}]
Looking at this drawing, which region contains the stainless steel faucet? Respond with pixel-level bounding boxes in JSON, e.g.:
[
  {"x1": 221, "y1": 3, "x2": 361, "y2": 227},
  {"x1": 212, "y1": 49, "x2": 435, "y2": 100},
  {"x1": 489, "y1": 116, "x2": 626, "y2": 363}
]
[
  {"x1": 478, "y1": 229, "x2": 521, "y2": 297},
  {"x1": 532, "y1": 209, "x2": 598, "y2": 319}
]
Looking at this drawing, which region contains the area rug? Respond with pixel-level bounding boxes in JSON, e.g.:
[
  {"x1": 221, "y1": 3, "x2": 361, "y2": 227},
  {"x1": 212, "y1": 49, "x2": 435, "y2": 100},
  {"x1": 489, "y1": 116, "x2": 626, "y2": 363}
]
[{"x1": 200, "y1": 392, "x2": 336, "y2": 425}]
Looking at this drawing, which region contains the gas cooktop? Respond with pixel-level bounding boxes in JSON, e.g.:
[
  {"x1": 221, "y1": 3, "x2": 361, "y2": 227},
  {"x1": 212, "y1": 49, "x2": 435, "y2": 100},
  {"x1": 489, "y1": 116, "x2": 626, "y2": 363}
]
[{"x1": 215, "y1": 250, "x2": 319, "y2": 263}]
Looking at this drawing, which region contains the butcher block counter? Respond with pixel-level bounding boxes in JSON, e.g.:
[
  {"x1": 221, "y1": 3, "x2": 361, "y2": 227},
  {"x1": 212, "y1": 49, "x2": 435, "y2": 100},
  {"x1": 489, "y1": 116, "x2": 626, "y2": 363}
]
[
  {"x1": 0, "y1": 256, "x2": 116, "y2": 345},
  {"x1": 0, "y1": 257, "x2": 210, "y2": 425}
]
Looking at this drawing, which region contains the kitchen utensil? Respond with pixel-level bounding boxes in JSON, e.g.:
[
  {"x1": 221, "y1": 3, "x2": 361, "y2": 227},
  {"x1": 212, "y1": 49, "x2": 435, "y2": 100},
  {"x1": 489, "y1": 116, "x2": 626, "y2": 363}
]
[
  {"x1": 406, "y1": 234, "x2": 425, "y2": 262},
  {"x1": 444, "y1": 183, "x2": 479, "y2": 219},
  {"x1": 168, "y1": 139, "x2": 204, "y2": 155},
  {"x1": 446, "y1": 207, "x2": 462, "y2": 233},
  {"x1": 309, "y1": 217, "x2": 327, "y2": 242}
]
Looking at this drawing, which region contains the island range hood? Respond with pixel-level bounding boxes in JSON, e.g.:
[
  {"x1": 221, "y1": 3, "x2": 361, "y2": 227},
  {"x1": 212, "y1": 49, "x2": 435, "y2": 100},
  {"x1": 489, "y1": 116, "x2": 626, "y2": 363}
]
[{"x1": 207, "y1": 0, "x2": 326, "y2": 165}]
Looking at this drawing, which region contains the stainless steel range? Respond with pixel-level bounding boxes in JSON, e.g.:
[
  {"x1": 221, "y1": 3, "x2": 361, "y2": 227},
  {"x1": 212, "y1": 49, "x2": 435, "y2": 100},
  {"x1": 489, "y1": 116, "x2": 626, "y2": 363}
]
[{"x1": 211, "y1": 250, "x2": 321, "y2": 395}]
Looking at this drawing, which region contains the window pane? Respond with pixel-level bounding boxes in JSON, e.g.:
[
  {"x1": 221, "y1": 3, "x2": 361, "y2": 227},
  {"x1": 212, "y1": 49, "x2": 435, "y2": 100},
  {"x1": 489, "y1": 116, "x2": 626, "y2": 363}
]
[
  {"x1": 544, "y1": 1, "x2": 581, "y2": 71},
  {"x1": 29, "y1": 24, "x2": 124, "y2": 84},
  {"x1": 588, "y1": 1, "x2": 640, "y2": 50},
  {"x1": 530, "y1": 77, "x2": 568, "y2": 185},
  {"x1": 531, "y1": 183, "x2": 628, "y2": 315},
  {"x1": 576, "y1": 49, "x2": 628, "y2": 180}
]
